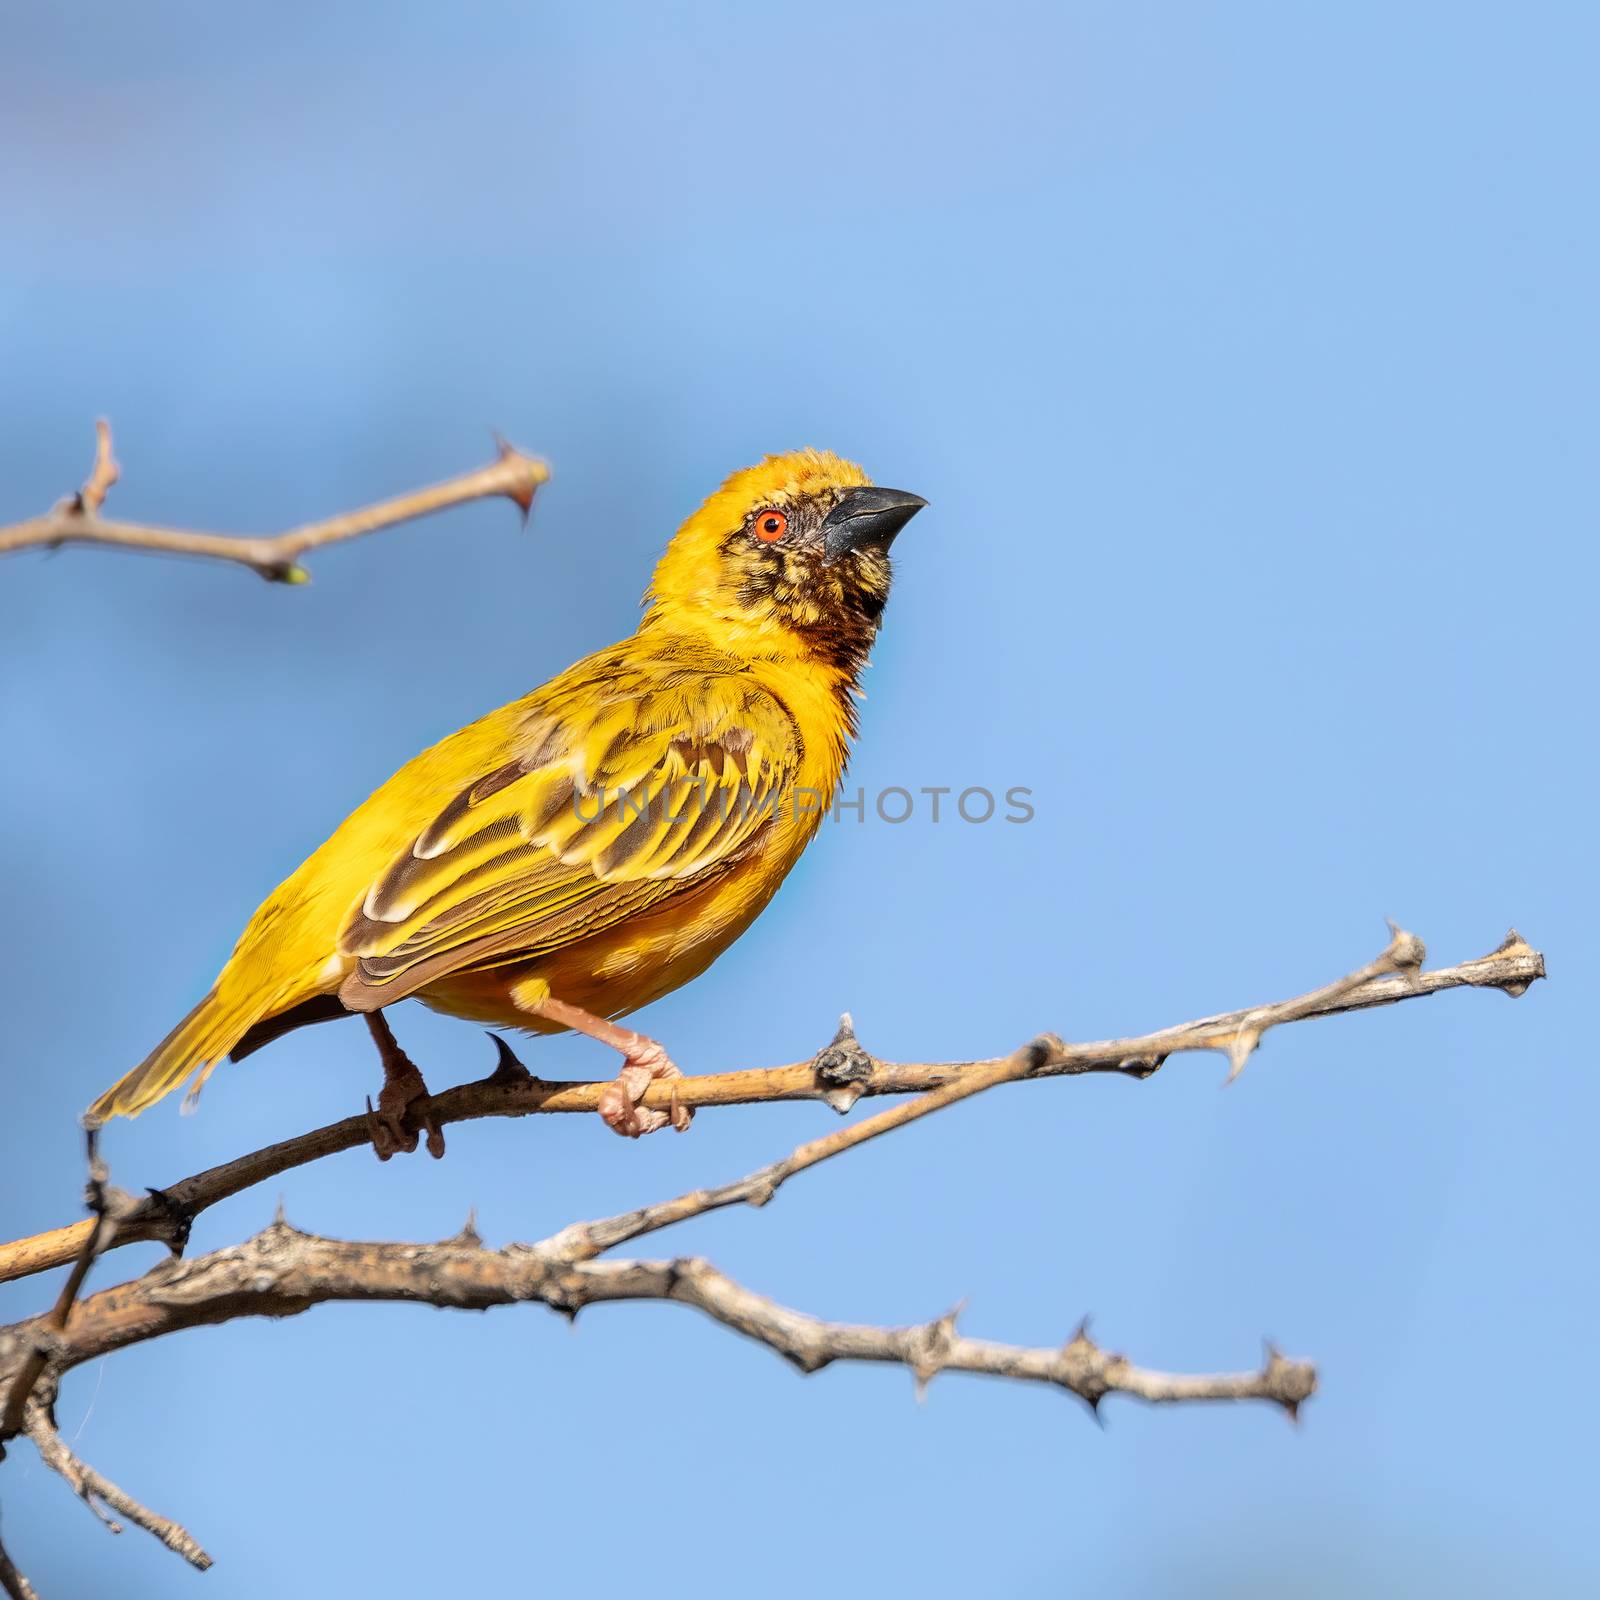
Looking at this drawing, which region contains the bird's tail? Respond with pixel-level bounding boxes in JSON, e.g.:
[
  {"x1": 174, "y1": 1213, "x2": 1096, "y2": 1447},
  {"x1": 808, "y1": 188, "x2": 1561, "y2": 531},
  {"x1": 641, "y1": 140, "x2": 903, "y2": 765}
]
[{"x1": 86, "y1": 985, "x2": 268, "y2": 1125}]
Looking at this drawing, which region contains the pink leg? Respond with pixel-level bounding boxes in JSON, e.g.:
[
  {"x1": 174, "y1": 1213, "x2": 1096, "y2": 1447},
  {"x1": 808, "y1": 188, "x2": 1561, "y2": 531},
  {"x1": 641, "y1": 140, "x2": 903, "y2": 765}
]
[{"x1": 523, "y1": 994, "x2": 692, "y2": 1139}]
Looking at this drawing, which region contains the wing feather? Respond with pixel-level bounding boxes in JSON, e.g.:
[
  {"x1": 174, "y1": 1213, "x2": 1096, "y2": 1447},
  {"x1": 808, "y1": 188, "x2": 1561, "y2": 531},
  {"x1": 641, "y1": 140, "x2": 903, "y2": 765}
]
[{"x1": 337, "y1": 675, "x2": 800, "y2": 1008}]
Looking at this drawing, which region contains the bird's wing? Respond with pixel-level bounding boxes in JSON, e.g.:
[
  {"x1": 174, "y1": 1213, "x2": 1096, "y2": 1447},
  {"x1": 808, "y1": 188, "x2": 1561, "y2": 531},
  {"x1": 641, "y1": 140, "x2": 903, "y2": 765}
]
[{"x1": 336, "y1": 675, "x2": 801, "y2": 1006}]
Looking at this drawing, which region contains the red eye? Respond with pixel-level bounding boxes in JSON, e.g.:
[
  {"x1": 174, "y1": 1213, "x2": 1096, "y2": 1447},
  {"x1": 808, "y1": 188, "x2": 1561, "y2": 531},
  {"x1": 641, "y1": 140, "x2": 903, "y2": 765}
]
[{"x1": 754, "y1": 509, "x2": 787, "y2": 543}]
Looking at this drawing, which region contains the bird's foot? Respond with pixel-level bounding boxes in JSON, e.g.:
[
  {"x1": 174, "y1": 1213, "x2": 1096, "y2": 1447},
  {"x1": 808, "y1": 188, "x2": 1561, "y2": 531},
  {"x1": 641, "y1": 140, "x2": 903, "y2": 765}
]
[
  {"x1": 364, "y1": 1013, "x2": 445, "y2": 1161},
  {"x1": 597, "y1": 1038, "x2": 693, "y2": 1139},
  {"x1": 512, "y1": 987, "x2": 694, "y2": 1140}
]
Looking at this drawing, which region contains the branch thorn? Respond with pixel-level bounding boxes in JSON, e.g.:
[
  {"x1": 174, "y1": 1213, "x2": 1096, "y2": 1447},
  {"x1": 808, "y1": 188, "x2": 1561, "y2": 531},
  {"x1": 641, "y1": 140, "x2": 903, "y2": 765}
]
[
  {"x1": 485, "y1": 1033, "x2": 533, "y2": 1086},
  {"x1": 1383, "y1": 919, "x2": 1426, "y2": 973},
  {"x1": 143, "y1": 1186, "x2": 194, "y2": 1257},
  {"x1": 72, "y1": 420, "x2": 120, "y2": 516},
  {"x1": 256, "y1": 561, "x2": 310, "y2": 585},
  {"x1": 1118, "y1": 1053, "x2": 1165, "y2": 1078},
  {"x1": 813, "y1": 1013, "x2": 872, "y2": 1113},
  {"x1": 1490, "y1": 928, "x2": 1539, "y2": 996},
  {"x1": 443, "y1": 1209, "x2": 483, "y2": 1249},
  {"x1": 1260, "y1": 1340, "x2": 1315, "y2": 1422},
  {"x1": 1224, "y1": 1028, "x2": 1262, "y2": 1083},
  {"x1": 491, "y1": 432, "x2": 545, "y2": 522}
]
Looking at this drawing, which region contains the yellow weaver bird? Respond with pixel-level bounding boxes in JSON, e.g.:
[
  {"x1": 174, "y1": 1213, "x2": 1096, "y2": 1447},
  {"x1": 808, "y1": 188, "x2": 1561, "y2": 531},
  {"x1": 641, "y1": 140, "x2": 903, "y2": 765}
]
[{"x1": 88, "y1": 451, "x2": 925, "y2": 1151}]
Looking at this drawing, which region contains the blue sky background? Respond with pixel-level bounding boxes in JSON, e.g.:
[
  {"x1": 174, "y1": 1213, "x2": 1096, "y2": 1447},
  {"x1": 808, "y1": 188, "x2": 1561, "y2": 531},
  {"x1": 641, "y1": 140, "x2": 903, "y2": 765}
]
[{"x1": 1, "y1": 3, "x2": 1594, "y2": 1594}]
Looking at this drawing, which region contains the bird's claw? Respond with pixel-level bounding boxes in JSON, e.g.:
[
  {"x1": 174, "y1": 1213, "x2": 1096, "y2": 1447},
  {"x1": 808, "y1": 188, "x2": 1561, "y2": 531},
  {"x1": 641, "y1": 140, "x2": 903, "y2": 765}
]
[
  {"x1": 365, "y1": 1063, "x2": 444, "y2": 1161},
  {"x1": 598, "y1": 1045, "x2": 693, "y2": 1139},
  {"x1": 365, "y1": 1095, "x2": 403, "y2": 1161}
]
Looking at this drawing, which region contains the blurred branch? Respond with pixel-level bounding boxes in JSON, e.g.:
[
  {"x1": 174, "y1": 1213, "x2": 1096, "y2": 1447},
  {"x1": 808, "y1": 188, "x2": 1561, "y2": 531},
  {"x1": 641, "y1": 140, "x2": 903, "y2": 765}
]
[
  {"x1": 0, "y1": 929, "x2": 1544, "y2": 1287},
  {"x1": 0, "y1": 420, "x2": 548, "y2": 582}
]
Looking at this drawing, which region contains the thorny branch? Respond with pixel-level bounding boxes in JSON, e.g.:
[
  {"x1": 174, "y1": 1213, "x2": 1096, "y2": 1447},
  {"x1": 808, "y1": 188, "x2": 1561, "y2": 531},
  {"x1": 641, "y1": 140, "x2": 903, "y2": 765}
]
[
  {"x1": 0, "y1": 927, "x2": 1545, "y2": 1286},
  {"x1": 0, "y1": 1222, "x2": 1319, "y2": 1422},
  {"x1": 0, "y1": 1175, "x2": 1310, "y2": 1580},
  {"x1": 0, "y1": 930, "x2": 1544, "y2": 1590},
  {"x1": 0, "y1": 1227, "x2": 1310, "y2": 1588},
  {"x1": 0, "y1": 420, "x2": 548, "y2": 582}
]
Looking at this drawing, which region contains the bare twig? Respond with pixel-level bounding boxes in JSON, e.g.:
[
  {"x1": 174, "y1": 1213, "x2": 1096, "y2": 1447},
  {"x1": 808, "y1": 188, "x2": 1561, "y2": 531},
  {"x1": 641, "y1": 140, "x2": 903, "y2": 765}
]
[
  {"x1": 0, "y1": 1131, "x2": 121, "y2": 1449},
  {"x1": 594, "y1": 1259, "x2": 1316, "y2": 1415},
  {"x1": 23, "y1": 1395, "x2": 212, "y2": 1571},
  {"x1": 0, "y1": 421, "x2": 548, "y2": 582},
  {"x1": 78, "y1": 419, "x2": 120, "y2": 514},
  {"x1": 545, "y1": 1034, "x2": 1056, "y2": 1263},
  {"x1": 0, "y1": 929, "x2": 1543, "y2": 1286}
]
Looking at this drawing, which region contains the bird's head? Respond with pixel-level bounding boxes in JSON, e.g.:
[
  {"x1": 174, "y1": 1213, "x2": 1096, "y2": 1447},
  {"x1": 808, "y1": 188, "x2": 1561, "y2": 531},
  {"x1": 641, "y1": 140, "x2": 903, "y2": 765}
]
[{"x1": 641, "y1": 449, "x2": 926, "y2": 671}]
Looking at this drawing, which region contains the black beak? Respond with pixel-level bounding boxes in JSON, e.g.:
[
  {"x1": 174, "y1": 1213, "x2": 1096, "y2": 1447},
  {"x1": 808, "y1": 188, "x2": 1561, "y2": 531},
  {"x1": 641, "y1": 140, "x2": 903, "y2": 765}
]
[{"x1": 821, "y1": 485, "x2": 928, "y2": 564}]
